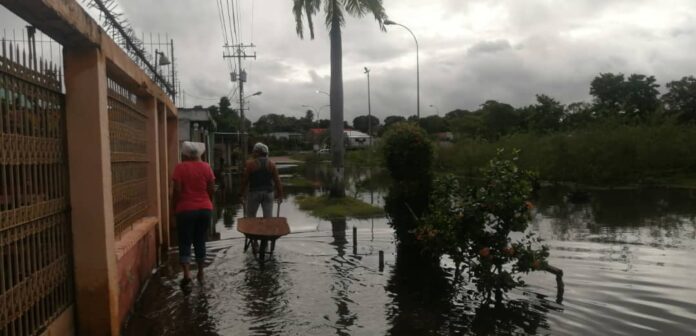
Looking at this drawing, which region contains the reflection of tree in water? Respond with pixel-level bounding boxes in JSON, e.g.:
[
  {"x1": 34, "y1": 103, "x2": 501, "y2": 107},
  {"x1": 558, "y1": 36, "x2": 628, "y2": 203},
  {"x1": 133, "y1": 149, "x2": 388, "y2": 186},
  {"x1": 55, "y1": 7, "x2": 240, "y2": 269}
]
[
  {"x1": 240, "y1": 258, "x2": 290, "y2": 335},
  {"x1": 329, "y1": 218, "x2": 358, "y2": 336},
  {"x1": 385, "y1": 248, "x2": 551, "y2": 335},
  {"x1": 533, "y1": 186, "x2": 696, "y2": 245}
]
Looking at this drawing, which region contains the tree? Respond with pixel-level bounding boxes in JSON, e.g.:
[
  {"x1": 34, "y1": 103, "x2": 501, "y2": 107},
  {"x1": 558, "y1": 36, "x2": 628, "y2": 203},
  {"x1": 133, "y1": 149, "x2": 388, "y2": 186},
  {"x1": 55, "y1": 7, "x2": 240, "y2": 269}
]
[
  {"x1": 417, "y1": 115, "x2": 448, "y2": 133},
  {"x1": 211, "y1": 96, "x2": 241, "y2": 132},
  {"x1": 590, "y1": 73, "x2": 626, "y2": 116},
  {"x1": 479, "y1": 100, "x2": 520, "y2": 139},
  {"x1": 293, "y1": 0, "x2": 387, "y2": 197},
  {"x1": 524, "y1": 94, "x2": 565, "y2": 133},
  {"x1": 662, "y1": 76, "x2": 696, "y2": 123},
  {"x1": 352, "y1": 115, "x2": 380, "y2": 134},
  {"x1": 590, "y1": 73, "x2": 660, "y2": 120},
  {"x1": 562, "y1": 102, "x2": 595, "y2": 129},
  {"x1": 444, "y1": 109, "x2": 471, "y2": 119},
  {"x1": 623, "y1": 74, "x2": 660, "y2": 120}
]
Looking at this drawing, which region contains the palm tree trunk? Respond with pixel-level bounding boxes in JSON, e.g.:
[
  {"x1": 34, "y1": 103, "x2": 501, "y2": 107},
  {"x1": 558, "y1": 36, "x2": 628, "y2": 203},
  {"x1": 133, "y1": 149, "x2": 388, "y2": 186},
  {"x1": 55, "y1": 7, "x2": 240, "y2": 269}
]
[{"x1": 329, "y1": 14, "x2": 346, "y2": 197}]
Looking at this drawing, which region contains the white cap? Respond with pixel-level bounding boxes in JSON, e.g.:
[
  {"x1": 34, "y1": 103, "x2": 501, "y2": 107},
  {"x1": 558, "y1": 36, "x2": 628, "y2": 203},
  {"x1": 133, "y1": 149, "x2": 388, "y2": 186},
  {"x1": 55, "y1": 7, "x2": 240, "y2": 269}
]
[
  {"x1": 253, "y1": 142, "x2": 269, "y2": 155},
  {"x1": 182, "y1": 141, "x2": 206, "y2": 158}
]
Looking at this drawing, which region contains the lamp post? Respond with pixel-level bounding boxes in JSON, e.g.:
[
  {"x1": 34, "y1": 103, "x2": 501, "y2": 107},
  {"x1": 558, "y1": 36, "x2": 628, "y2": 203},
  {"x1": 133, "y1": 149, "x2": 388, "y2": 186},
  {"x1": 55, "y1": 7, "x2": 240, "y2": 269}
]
[
  {"x1": 384, "y1": 20, "x2": 420, "y2": 119},
  {"x1": 364, "y1": 67, "x2": 373, "y2": 145}
]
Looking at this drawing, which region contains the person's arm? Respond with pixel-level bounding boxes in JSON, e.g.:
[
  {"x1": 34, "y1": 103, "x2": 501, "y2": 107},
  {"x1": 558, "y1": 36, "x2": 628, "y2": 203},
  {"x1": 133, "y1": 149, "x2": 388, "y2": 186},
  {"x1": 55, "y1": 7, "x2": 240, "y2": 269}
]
[
  {"x1": 238, "y1": 161, "x2": 251, "y2": 201},
  {"x1": 171, "y1": 165, "x2": 182, "y2": 211},
  {"x1": 270, "y1": 162, "x2": 284, "y2": 201},
  {"x1": 172, "y1": 180, "x2": 182, "y2": 210},
  {"x1": 207, "y1": 165, "x2": 215, "y2": 200}
]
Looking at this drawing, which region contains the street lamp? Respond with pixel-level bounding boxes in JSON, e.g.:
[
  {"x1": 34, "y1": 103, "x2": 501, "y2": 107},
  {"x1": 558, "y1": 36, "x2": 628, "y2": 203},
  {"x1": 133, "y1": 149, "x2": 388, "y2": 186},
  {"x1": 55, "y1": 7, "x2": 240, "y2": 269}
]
[
  {"x1": 384, "y1": 19, "x2": 420, "y2": 119},
  {"x1": 244, "y1": 91, "x2": 262, "y2": 99},
  {"x1": 316, "y1": 90, "x2": 330, "y2": 97},
  {"x1": 429, "y1": 104, "x2": 439, "y2": 116},
  {"x1": 364, "y1": 67, "x2": 373, "y2": 145},
  {"x1": 154, "y1": 49, "x2": 171, "y2": 87}
]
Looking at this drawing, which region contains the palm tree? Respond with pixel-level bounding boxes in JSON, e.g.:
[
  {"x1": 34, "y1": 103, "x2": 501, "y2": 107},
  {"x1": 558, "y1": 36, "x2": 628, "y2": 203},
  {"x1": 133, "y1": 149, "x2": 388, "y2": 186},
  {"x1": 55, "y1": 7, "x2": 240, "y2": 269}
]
[{"x1": 293, "y1": 0, "x2": 387, "y2": 197}]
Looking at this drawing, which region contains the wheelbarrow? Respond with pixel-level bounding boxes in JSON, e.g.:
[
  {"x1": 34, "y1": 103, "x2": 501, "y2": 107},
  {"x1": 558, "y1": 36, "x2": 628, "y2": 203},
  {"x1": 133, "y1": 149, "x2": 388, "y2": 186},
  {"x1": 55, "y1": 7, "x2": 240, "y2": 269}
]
[{"x1": 237, "y1": 201, "x2": 290, "y2": 262}]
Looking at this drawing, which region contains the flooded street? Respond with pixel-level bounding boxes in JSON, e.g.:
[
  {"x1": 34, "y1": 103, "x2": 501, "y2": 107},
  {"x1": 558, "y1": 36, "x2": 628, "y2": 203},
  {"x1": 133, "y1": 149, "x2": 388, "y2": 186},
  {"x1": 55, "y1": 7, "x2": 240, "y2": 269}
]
[{"x1": 124, "y1": 167, "x2": 696, "y2": 335}]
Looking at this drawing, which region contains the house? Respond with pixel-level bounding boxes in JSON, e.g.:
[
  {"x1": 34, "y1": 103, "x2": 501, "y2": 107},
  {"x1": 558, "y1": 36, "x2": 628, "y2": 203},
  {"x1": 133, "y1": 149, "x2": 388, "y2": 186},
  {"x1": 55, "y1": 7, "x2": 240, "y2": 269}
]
[
  {"x1": 264, "y1": 132, "x2": 304, "y2": 140},
  {"x1": 306, "y1": 128, "x2": 373, "y2": 149},
  {"x1": 345, "y1": 129, "x2": 372, "y2": 148}
]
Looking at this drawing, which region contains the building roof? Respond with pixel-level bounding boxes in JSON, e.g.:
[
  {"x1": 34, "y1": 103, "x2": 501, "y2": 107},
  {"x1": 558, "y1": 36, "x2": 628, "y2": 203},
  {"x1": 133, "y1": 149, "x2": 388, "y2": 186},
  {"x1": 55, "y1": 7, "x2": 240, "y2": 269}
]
[{"x1": 178, "y1": 107, "x2": 216, "y2": 123}]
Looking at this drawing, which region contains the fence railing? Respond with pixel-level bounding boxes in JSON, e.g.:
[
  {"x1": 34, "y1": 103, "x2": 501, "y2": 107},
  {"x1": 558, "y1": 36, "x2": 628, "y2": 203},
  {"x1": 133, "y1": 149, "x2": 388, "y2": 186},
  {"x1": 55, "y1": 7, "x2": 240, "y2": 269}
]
[
  {"x1": 0, "y1": 39, "x2": 73, "y2": 336},
  {"x1": 107, "y1": 78, "x2": 149, "y2": 236}
]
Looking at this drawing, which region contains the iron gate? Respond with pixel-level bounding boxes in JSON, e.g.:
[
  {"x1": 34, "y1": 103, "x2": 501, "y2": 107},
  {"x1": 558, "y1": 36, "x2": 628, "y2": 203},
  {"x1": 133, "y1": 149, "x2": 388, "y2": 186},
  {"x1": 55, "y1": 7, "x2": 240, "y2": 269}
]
[{"x1": 0, "y1": 40, "x2": 74, "y2": 336}]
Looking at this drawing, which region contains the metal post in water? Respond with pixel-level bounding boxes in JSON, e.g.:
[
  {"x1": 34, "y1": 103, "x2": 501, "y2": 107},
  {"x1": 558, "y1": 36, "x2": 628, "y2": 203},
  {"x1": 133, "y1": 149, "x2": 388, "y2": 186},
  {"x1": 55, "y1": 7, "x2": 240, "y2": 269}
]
[
  {"x1": 379, "y1": 250, "x2": 384, "y2": 271},
  {"x1": 353, "y1": 226, "x2": 357, "y2": 255}
]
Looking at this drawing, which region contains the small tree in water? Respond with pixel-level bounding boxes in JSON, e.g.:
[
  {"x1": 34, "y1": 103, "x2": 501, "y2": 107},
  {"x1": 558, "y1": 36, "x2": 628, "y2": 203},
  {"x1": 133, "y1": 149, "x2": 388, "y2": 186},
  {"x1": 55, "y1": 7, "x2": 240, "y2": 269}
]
[
  {"x1": 382, "y1": 122, "x2": 434, "y2": 246},
  {"x1": 417, "y1": 149, "x2": 549, "y2": 300}
]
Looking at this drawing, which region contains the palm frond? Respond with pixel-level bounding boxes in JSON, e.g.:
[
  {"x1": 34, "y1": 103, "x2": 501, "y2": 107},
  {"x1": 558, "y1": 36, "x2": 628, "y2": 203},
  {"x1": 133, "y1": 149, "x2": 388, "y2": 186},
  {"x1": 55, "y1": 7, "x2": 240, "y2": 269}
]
[
  {"x1": 325, "y1": 0, "x2": 345, "y2": 29},
  {"x1": 292, "y1": 0, "x2": 306, "y2": 38},
  {"x1": 293, "y1": 0, "x2": 321, "y2": 39}
]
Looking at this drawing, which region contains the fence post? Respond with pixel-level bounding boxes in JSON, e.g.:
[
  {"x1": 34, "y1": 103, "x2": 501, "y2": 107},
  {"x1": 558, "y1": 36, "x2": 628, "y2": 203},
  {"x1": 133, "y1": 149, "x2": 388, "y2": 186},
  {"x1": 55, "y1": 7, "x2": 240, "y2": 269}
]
[{"x1": 64, "y1": 47, "x2": 120, "y2": 336}]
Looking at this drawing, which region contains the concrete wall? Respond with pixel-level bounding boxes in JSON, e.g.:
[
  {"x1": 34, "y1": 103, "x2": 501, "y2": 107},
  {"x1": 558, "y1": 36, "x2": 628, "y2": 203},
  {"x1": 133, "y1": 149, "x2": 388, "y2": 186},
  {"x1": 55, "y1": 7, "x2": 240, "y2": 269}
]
[
  {"x1": 0, "y1": 0, "x2": 179, "y2": 335},
  {"x1": 115, "y1": 218, "x2": 158, "y2": 325}
]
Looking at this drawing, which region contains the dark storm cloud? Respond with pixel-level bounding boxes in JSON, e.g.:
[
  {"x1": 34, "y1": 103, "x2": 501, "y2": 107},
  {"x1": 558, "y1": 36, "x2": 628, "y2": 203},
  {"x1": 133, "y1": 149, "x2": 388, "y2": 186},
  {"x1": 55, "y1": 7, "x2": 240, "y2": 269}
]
[{"x1": 467, "y1": 40, "x2": 512, "y2": 56}]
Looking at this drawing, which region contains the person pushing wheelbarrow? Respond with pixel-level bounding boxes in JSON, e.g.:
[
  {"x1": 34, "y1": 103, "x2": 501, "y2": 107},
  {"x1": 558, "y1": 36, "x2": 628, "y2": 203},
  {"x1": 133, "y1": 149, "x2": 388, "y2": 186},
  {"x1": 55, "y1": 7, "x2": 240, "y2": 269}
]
[{"x1": 238, "y1": 143, "x2": 287, "y2": 259}]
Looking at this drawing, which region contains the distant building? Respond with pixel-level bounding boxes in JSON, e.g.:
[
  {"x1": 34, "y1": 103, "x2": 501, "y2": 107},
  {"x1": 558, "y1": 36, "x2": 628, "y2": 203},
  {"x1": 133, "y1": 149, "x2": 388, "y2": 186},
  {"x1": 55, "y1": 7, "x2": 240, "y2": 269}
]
[
  {"x1": 178, "y1": 106, "x2": 216, "y2": 162},
  {"x1": 306, "y1": 128, "x2": 373, "y2": 149},
  {"x1": 434, "y1": 132, "x2": 454, "y2": 142},
  {"x1": 264, "y1": 132, "x2": 304, "y2": 140}
]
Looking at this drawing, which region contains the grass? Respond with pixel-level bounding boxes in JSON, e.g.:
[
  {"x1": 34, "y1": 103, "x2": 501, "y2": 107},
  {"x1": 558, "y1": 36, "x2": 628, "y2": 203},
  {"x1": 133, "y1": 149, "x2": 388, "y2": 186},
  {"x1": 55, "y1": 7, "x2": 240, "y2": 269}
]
[
  {"x1": 282, "y1": 175, "x2": 317, "y2": 188},
  {"x1": 295, "y1": 195, "x2": 384, "y2": 220}
]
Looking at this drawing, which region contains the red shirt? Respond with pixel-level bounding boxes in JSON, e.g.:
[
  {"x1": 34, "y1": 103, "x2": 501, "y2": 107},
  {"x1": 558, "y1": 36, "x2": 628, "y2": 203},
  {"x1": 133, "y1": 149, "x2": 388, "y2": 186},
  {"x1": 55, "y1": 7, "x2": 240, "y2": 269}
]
[{"x1": 172, "y1": 161, "x2": 215, "y2": 213}]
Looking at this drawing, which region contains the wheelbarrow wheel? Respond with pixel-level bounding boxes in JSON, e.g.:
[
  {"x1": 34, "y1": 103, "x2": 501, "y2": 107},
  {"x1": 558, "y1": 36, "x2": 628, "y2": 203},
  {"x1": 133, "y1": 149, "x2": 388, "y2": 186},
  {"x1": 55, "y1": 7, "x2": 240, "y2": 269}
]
[{"x1": 258, "y1": 239, "x2": 268, "y2": 262}]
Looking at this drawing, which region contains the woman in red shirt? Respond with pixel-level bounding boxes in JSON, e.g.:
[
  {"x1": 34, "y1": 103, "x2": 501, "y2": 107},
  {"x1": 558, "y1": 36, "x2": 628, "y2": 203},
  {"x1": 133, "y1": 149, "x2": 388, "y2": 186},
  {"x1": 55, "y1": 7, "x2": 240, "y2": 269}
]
[{"x1": 172, "y1": 142, "x2": 215, "y2": 286}]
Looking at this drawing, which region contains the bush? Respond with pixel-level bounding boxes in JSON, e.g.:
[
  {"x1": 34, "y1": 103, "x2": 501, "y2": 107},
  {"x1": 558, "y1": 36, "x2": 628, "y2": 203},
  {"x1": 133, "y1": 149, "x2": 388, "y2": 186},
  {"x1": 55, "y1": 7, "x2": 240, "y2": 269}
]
[
  {"x1": 382, "y1": 122, "x2": 434, "y2": 245},
  {"x1": 418, "y1": 150, "x2": 549, "y2": 300},
  {"x1": 383, "y1": 122, "x2": 434, "y2": 181}
]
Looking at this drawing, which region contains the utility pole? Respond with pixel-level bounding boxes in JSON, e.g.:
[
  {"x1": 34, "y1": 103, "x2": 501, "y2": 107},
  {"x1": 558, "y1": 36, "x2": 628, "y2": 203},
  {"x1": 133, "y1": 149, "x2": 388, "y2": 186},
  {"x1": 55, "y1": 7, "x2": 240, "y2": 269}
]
[
  {"x1": 223, "y1": 44, "x2": 256, "y2": 164},
  {"x1": 364, "y1": 67, "x2": 372, "y2": 145}
]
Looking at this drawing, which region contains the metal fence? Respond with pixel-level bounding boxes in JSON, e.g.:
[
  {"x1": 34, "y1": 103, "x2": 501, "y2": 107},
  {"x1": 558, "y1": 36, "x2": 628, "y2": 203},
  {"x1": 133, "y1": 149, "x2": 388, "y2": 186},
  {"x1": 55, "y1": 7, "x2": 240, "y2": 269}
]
[
  {"x1": 0, "y1": 39, "x2": 74, "y2": 336},
  {"x1": 107, "y1": 79, "x2": 149, "y2": 236}
]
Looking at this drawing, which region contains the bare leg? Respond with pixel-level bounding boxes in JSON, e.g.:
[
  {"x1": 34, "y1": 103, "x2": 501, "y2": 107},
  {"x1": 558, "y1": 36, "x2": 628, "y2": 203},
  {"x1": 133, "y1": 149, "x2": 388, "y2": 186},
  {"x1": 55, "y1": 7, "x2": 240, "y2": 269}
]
[
  {"x1": 182, "y1": 262, "x2": 191, "y2": 280},
  {"x1": 196, "y1": 261, "x2": 205, "y2": 282}
]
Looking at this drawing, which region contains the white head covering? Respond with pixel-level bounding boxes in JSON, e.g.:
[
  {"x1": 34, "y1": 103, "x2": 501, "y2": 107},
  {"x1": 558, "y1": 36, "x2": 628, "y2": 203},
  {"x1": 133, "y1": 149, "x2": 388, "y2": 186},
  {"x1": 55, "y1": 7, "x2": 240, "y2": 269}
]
[
  {"x1": 182, "y1": 141, "x2": 206, "y2": 159},
  {"x1": 253, "y1": 142, "x2": 269, "y2": 155}
]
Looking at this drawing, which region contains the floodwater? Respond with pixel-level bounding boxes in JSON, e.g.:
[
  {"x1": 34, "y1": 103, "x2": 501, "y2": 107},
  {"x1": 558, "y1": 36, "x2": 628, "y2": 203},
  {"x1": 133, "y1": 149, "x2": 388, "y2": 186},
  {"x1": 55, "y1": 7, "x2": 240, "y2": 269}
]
[{"x1": 124, "y1": 165, "x2": 696, "y2": 335}]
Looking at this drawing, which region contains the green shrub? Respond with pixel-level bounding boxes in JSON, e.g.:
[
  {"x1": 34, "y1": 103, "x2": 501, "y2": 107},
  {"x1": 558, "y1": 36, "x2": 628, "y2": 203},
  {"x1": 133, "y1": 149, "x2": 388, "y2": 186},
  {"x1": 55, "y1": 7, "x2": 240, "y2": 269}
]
[
  {"x1": 419, "y1": 150, "x2": 549, "y2": 299},
  {"x1": 382, "y1": 122, "x2": 434, "y2": 245}
]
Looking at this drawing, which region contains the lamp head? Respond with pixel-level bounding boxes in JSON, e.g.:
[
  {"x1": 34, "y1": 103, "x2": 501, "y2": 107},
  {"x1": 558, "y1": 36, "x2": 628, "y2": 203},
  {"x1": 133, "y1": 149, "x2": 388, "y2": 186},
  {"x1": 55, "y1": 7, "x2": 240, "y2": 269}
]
[
  {"x1": 384, "y1": 19, "x2": 397, "y2": 25},
  {"x1": 157, "y1": 52, "x2": 171, "y2": 66},
  {"x1": 364, "y1": 67, "x2": 369, "y2": 74},
  {"x1": 253, "y1": 91, "x2": 262, "y2": 96}
]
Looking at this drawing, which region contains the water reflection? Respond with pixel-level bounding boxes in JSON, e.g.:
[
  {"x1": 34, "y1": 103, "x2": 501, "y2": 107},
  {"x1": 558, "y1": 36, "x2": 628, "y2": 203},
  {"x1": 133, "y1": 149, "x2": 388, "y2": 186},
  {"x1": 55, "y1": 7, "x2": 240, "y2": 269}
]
[
  {"x1": 328, "y1": 218, "x2": 358, "y2": 336},
  {"x1": 124, "y1": 163, "x2": 696, "y2": 336}
]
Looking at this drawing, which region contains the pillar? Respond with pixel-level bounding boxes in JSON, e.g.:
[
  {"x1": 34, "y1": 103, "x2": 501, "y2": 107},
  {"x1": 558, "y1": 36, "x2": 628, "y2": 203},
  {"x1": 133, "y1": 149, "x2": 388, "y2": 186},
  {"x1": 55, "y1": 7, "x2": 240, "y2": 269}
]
[
  {"x1": 167, "y1": 115, "x2": 179, "y2": 241},
  {"x1": 64, "y1": 47, "x2": 119, "y2": 336},
  {"x1": 144, "y1": 97, "x2": 161, "y2": 240},
  {"x1": 158, "y1": 104, "x2": 171, "y2": 248}
]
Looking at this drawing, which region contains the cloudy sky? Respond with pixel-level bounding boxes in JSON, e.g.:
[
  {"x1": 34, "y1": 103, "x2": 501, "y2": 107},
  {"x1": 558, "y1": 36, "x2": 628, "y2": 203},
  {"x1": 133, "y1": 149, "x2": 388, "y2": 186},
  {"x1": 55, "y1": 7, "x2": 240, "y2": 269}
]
[{"x1": 2, "y1": 0, "x2": 696, "y2": 122}]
